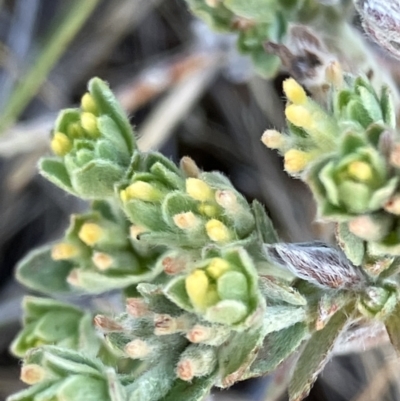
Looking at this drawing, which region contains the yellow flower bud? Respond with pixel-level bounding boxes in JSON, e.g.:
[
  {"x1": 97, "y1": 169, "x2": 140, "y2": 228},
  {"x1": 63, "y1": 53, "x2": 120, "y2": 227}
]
[
  {"x1": 261, "y1": 129, "x2": 286, "y2": 150},
  {"x1": 50, "y1": 132, "x2": 72, "y2": 156},
  {"x1": 284, "y1": 149, "x2": 312, "y2": 173},
  {"x1": 206, "y1": 257, "x2": 230, "y2": 279},
  {"x1": 185, "y1": 269, "x2": 209, "y2": 310},
  {"x1": 124, "y1": 181, "x2": 163, "y2": 202},
  {"x1": 81, "y1": 112, "x2": 99, "y2": 137},
  {"x1": 205, "y1": 219, "x2": 231, "y2": 242},
  {"x1": 92, "y1": 252, "x2": 113, "y2": 270},
  {"x1": 68, "y1": 122, "x2": 85, "y2": 138},
  {"x1": 283, "y1": 78, "x2": 307, "y2": 105},
  {"x1": 78, "y1": 222, "x2": 104, "y2": 246},
  {"x1": 81, "y1": 93, "x2": 98, "y2": 114},
  {"x1": 51, "y1": 242, "x2": 79, "y2": 260},
  {"x1": 347, "y1": 161, "x2": 373, "y2": 182},
  {"x1": 198, "y1": 203, "x2": 218, "y2": 217},
  {"x1": 173, "y1": 211, "x2": 201, "y2": 230},
  {"x1": 20, "y1": 364, "x2": 46, "y2": 385},
  {"x1": 285, "y1": 105, "x2": 314, "y2": 130},
  {"x1": 186, "y1": 178, "x2": 214, "y2": 202}
]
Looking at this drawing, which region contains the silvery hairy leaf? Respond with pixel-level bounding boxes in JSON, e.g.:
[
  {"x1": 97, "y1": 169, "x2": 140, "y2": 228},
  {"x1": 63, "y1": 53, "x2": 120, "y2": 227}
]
[{"x1": 263, "y1": 242, "x2": 365, "y2": 290}]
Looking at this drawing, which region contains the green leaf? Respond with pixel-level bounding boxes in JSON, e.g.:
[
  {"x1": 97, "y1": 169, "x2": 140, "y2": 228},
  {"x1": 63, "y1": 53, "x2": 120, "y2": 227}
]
[
  {"x1": 252, "y1": 200, "x2": 278, "y2": 244},
  {"x1": 217, "y1": 327, "x2": 265, "y2": 387},
  {"x1": 160, "y1": 374, "x2": 217, "y2": 401},
  {"x1": 89, "y1": 77, "x2": 135, "y2": 153},
  {"x1": 357, "y1": 86, "x2": 382, "y2": 122},
  {"x1": 56, "y1": 375, "x2": 110, "y2": 401},
  {"x1": 385, "y1": 301, "x2": 400, "y2": 355},
  {"x1": 16, "y1": 245, "x2": 75, "y2": 295},
  {"x1": 288, "y1": 307, "x2": 352, "y2": 401},
  {"x1": 336, "y1": 222, "x2": 365, "y2": 266},
  {"x1": 263, "y1": 306, "x2": 307, "y2": 335},
  {"x1": 259, "y1": 275, "x2": 306, "y2": 306},
  {"x1": 70, "y1": 160, "x2": 125, "y2": 199},
  {"x1": 39, "y1": 157, "x2": 76, "y2": 196},
  {"x1": 245, "y1": 322, "x2": 308, "y2": 379},
  {"x1": 380, "y1": 85, "x2": 396, "y2": 128},
  {"x1": 164, "y1": 276, "x2": 195, "y2": 313},
  {"x1": 224, "y1": 0, "x2": 277, "y2": 21}
]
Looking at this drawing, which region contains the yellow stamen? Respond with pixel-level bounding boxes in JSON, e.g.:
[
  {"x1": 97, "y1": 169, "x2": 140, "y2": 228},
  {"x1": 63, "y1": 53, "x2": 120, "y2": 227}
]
[
  {"x1": 81, "y1": 93, "x2": 98, "y2": 114},
  {"x1": 51, "y1": 242, "x2": 79, "y2": 260},
  {"x1": 285, "y1": 105, "x2": 314, "y2": 130},
  {"x1": 284, "y1": 149, "x2": 312, "y2": 173},
  {"x1": 124, "y1": 181, "x2": 163, "y2": 202},
  {"x1": 283, "y1": 78, "x2": 307, "y2": 105},
  {"x1": 205, "y1": 219, "x2": 231, "y2": 243},
  {"x1": 261, "y1": 129, "x2": 286, "y2": 149},
  {"x1": 347, "y1": 161, "x2": 373, "y2": 182},
  {"x1": 50, "y1": 132, "x2": 72, "y2": 156},
  {"x1": 206, "y1": 257, "x2": 230, "y2": 279},
  {"x1": 78, "y1": 223, "x2": 104, "y2": 246},
  {"x1": 186, "y1": 178, "x2": 214, "y2": 202}
]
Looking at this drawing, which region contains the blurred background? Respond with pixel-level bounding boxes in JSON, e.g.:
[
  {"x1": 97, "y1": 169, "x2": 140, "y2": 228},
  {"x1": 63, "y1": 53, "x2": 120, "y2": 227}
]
[{"x1": 0, "y1": 1, "x2": 400, "y2": 400}]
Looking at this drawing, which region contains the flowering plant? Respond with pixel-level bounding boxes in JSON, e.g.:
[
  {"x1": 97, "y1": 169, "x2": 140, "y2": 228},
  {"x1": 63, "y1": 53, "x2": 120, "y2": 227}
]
[{"x1": 8, "y1": 1, "x2": 400, "y2": 401}]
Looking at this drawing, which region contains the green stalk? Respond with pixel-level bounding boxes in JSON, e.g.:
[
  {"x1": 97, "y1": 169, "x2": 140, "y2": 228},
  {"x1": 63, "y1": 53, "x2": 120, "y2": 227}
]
[{"x1": 0, "y1": 0, "x2": 100, "y2": 133}]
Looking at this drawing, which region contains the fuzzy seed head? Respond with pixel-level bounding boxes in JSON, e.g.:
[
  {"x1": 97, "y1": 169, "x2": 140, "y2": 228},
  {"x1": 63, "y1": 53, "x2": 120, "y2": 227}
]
[
  {"x1": 284, "y1": 149, "x2": 311, "y2": 173},
  {"x1": 186, "y1": 178, "x2": 214, "y2": 202},
  {"x1": 20, "y1": 364, "x2": 46, "y2": 385},
  {"x1": 51, "y1": 242, "x2": 79, "y2": 260},
  {"x1": 78, "y1": 222, "x2": 103, "y2": 246},
  {"x1": 261, "y1": 129, "x2": 286, "y2": 149},
  {"x1": 50, "y1": 132, "x2": 72, "y2": 156},
  {"x1": 205, "y1": 219, "x2": 231, "y2": 242},
  {"x1": 283, "y1": 78, "x2": 307, "y2": 104}
]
